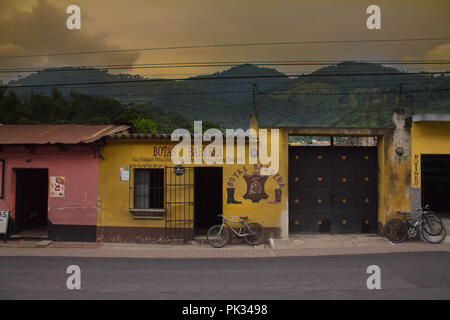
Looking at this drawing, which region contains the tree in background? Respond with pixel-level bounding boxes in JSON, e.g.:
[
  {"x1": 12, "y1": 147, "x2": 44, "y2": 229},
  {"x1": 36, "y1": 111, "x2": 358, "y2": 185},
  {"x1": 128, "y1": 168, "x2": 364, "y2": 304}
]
[{"x1": 0, "y1": 87, "x2": 220, "y2": 134}]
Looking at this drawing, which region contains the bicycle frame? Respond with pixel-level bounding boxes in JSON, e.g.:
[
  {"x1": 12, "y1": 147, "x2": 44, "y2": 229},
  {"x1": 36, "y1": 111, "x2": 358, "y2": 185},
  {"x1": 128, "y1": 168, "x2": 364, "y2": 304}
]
[
  {"x1": 219, "y1": 216, "x2": 255, "y2": 237},
  {"x1": 400, "y1": 209, "x2": 430, "y2": 236}
]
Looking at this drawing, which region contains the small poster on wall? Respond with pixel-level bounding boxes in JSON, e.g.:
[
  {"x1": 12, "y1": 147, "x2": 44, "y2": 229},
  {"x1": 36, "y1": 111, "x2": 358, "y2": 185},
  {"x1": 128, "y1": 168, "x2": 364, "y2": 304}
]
[
  {"x1": 120, "y1": 166, "x2": 130, "y2": 181},
  {"x1": 50, "y1": 176, "x2": 66, "y2": 197}
]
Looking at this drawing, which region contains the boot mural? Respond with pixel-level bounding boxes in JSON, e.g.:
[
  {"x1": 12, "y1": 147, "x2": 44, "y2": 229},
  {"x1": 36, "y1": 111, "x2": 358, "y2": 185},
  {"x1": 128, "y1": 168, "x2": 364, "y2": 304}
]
[
  {"x1": 226, "y1": 188, "x2": 242, "y2": 204},
  {"x1": 267, "y1": 188, "x2": 282, "y2": 204}
]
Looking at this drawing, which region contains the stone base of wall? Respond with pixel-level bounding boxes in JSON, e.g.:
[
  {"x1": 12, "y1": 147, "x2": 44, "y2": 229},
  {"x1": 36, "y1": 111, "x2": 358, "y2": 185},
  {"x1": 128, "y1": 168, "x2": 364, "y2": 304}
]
[
  {"x1": 97, "y1": 226, "x2": 281, "y2": 243},
  {"x1": 48, "y1": 222, "x2": 97, "y2": 242},
  {"x1": 97, "y1": 226, "x2": 166, "y2": 243}
]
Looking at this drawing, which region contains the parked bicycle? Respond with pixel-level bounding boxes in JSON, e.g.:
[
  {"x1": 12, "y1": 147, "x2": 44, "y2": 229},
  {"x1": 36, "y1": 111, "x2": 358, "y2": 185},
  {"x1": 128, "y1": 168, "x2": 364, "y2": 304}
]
[
  {"x1": 207, "y1": 214, "x2": 265, "y2": 248},
  {"x1": 384, "y1": 205, "x2": 446, "y2": 244}
]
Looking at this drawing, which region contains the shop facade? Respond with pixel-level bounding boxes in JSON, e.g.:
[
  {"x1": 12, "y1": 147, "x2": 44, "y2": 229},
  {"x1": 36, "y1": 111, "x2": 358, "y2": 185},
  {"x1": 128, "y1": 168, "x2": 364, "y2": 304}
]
[
  {"x1": 97, "y1": 111, "x2": 418, "y2": 242},
  {"x1": 3, "y1": 112, "x2": 446, "y2": 243},
  {"x1": 0, "y1": 124, "x2": 129, "y2": 241},
  {"x1": 410, "y1": 114, "x2": 450, "y2": 214},
  {"x1": 96, "y1": 128, "x2": 289, "y2": 242}
]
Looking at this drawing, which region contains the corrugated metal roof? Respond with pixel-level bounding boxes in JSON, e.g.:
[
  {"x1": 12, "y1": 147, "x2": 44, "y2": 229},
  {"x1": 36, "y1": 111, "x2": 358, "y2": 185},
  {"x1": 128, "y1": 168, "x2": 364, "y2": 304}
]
[{"x1": 0, "y1": 124, "x2": 130, "y2": 144}]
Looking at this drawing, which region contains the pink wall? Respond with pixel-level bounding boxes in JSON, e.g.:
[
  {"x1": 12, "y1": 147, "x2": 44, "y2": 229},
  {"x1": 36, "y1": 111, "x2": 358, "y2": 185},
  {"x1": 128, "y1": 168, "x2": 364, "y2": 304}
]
[{"x1": 0, "y1": 145, "x2": 98, "y2": 226}]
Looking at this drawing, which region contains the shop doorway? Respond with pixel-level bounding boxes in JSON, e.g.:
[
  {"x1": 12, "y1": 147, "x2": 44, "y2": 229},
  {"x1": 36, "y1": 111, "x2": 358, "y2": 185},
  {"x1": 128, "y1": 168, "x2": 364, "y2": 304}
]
[
  {"x1": 194, "y1": 167, "x2": 222, "y2": 235},
  {"x1": 421, "y1": 155, "x2": 450, "y2": 224},
  {"x1": 14, "y1": 169, "x2": 48, "y2": 237}
]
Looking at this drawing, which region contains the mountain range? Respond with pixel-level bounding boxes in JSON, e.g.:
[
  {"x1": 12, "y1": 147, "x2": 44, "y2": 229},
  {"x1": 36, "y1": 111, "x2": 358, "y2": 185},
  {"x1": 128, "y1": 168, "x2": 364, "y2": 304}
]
[{"x1": 6, "y1": 62, "x2": 450, "y2": 128}]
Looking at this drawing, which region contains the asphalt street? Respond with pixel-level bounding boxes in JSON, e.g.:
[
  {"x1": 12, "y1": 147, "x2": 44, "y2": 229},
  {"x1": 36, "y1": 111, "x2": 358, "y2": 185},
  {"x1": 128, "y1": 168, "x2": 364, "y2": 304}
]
[{"x1": 0, "y1": 251, "x2": 449, "y2": 300}]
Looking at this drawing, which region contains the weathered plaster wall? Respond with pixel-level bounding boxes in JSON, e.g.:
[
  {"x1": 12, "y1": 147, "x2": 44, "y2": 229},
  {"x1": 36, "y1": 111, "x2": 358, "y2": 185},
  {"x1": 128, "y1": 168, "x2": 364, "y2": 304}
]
[{"x1": 377, "y1": 112, "x2": 411, "y2": 231}]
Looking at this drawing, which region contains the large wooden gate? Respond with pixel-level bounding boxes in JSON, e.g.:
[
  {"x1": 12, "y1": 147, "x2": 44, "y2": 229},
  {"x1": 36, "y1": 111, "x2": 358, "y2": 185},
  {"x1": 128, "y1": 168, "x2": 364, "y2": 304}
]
[{"x1": 289, "y1": 146, "x2": 378, "y2": 233}]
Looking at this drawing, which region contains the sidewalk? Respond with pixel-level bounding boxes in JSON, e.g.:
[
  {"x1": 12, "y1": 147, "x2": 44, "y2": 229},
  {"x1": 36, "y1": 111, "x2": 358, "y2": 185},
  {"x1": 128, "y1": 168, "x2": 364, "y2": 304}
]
[{"x1": 0, "y1": 233, "x2": 449, "y2": 259}]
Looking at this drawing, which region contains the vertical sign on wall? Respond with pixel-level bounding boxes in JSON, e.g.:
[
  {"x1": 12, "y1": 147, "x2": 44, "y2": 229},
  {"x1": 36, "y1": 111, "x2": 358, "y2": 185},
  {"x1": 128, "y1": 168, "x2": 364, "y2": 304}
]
[
  {"x1": 0, "y1": 160, "x2": 4, "y2": 199},
  {"x1": 50, "y1": 176, "x2": 66, "y2": 197},
  {"x1": 413, "y1": 154, "x2": 420, "y2": 188}
]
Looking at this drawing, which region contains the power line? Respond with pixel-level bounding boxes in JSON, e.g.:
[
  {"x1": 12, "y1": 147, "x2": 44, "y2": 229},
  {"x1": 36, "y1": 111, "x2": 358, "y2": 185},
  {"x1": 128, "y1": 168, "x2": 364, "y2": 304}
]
[
  {"x1": 3, "y1": 71, "x2": 449, "y2": 89},
  {"x1": 1, "y1": 60, "x2": 450, "y2": 73},
  {"x1": 10, "y1": 87, "x2": 446, "y2": 98},
  {"x1": 1, "y1": 37, "x2": 449, "y2": 59},
  {"x1": 260, "y1": 88, "x2": 449, "y2": 96},
  {"x1": 7, "y1": 77, "x2": 442, "y2": 92}
]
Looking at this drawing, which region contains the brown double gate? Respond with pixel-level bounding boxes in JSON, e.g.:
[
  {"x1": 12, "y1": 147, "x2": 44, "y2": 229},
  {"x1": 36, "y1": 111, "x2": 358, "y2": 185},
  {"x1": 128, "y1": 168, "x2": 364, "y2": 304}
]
[{"x1": 289, "y1": 146, "x2": 378, "y2": 233}]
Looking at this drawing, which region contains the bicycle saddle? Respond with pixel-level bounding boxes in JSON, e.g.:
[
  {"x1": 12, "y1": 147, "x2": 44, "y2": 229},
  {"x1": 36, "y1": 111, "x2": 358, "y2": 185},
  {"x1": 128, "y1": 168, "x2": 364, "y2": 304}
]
[
  {"x1": 397, "y1": 211, "x2": 408, "y2": 215},
  {"x1": 240, "y1": 216, "x2": 248, "y2": 220}
]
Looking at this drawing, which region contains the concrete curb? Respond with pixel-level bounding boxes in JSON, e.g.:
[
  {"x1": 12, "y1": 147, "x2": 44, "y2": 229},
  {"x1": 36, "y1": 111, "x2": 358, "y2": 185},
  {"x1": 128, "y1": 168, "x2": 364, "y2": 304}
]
[{"x1": 0, "y1": 241, "x2": 449, "y2": 259}]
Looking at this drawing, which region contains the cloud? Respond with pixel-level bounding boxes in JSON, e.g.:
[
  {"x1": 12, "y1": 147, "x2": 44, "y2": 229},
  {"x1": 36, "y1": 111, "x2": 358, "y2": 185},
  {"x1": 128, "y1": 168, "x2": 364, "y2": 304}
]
[
  {"x1": 402, "y1": 44, "x2": 450, "y2": 72},
  {"x1": 0, "y1": 0, "x2": 139, "y2": 80},
  {"x1": 1, "y1": 0, "x2": 450, "y2": 81},
  {"x1": 423, "y1": 44, "x2": 450, "y2": 72}
]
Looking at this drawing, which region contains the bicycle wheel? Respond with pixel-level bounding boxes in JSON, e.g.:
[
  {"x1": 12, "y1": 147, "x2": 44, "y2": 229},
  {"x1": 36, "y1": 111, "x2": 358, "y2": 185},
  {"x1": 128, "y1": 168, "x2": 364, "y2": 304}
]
[
  {"x1": 244, "y1": 222, "x2": 265, "y2": 246},
  {"x1": 422, "y1": 214, "x2": 444, "y2": 236},
  {"x1": 383, "y1": 219, "x2": 408, "y2": 243},
  {"x1": 421, "y1": 225, "x2": 446, "y2": 244},
  {"x1": 207, "y1": 224, "x2": 230, "y2": 248}
]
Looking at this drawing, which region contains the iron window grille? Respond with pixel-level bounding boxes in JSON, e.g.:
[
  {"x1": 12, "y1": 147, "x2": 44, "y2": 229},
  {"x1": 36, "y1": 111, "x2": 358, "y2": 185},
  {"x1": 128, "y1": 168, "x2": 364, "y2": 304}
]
[{"x1": 129, "y1": 167, "x2": 165, "y2": 218}]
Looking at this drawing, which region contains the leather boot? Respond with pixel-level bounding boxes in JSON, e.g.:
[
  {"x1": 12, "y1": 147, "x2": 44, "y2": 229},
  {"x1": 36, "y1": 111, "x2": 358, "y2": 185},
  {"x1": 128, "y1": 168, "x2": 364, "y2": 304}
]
[{"x1": 227, "y1": 188, "x2": 242, "y2": 204}]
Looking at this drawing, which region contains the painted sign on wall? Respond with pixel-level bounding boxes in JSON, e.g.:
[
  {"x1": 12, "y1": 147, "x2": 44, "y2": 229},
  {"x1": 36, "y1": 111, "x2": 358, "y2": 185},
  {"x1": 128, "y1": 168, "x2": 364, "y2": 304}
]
[
  {"x1": 226, "y1": 164, "x2": 285, "y2": 204},
  {"x1": 50, "y1": 176, "x2": 66, "y2": 197}
]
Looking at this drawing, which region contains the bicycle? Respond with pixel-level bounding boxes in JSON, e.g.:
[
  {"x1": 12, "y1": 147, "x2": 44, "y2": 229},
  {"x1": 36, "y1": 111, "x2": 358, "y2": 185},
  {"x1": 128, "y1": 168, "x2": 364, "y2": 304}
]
[
  {"x1": 207, "y1": 214, "x2": 265, "y2": 248},
  {"x1": 384, "y1": 205, "x2": 446, "y2": 244}
]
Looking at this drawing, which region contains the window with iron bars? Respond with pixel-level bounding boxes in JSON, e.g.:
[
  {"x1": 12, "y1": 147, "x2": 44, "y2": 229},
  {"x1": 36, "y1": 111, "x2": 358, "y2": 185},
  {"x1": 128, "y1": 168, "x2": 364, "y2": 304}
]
[{"x1": 133, "y1": 168, "x2": 164, "y2": 209}]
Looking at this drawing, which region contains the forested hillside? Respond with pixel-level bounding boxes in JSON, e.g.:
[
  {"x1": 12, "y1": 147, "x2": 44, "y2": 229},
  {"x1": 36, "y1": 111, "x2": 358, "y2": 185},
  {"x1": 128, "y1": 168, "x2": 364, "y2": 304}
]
[{"x1": 4, "y1": 62, "x2": 450, "y2": 129}]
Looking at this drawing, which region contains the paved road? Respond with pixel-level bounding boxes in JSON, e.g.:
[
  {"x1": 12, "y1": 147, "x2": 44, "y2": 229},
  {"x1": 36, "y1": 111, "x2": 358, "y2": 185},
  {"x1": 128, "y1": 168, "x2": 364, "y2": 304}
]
[{"x1": 0, "y1": 252, "x2": 449, "y2": 300}]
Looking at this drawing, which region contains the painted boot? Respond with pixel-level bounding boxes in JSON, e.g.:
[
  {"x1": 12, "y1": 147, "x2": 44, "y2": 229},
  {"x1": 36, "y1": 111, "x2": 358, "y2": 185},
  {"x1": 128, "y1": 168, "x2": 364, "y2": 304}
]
[
  {"x1": 268, "y1": 188, "x2": 282, "y2": 204},
  {"x1": 227, "y1": 188, "x2": 242, "y2": 204}
]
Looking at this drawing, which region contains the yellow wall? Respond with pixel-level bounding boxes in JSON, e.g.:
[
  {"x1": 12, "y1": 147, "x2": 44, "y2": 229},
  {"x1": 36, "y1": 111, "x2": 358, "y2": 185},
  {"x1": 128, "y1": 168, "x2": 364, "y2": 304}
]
[
  {"x1": 411, "y1": 121, "x2": 450, "y2": 188},
  {"x1": 377, "y1": 130, "x2": 412, "y2": 225},
  {"x1": 97, "y1": 133, "x2": 288, "y2": 237}
]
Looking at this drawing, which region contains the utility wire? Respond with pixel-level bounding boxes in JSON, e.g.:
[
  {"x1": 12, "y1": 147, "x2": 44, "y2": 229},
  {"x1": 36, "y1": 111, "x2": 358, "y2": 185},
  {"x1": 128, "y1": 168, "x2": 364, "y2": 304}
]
[
  {"x1": 1, "y1": 60, "x2": 450, "y2": 73},
  {"x1": 1, "y1": 37, "x2": 449, "y2": 59},
  {"x1": 8, "y1": 78, "x2": 443, "y2": 92},
  {"x1": 260, "y1": 88, "x2": 449, "y2": 96},
  {"x1": 3, "y1": 71, "x2": 449, "y2": 89},
  {"x1": 11, "y1": 87, "x2": 446, "y2": 98}
]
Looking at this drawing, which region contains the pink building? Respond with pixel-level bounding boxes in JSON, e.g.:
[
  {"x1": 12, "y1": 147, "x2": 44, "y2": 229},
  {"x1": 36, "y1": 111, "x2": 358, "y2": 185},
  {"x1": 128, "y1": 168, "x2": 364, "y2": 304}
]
[{"x1": 0, "y1": 125, "x2": 128, "y2": 241}]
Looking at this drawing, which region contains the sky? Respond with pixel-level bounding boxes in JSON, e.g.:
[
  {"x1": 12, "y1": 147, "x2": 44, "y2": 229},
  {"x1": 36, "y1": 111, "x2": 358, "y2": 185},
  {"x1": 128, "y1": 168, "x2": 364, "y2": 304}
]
[{"x1": 0, "y1": 0, "x2": 449, "y2": 83}]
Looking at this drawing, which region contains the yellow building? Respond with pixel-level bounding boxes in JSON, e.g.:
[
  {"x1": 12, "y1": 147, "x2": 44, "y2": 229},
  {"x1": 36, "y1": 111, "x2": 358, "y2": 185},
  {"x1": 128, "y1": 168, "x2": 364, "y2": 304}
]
[
  {"x1": 410, "y1": 114, "x2": 450, "y2": 215},
  {"x1": 97, "y1": 111, "x2": 441, "y2": 243},
  {"x1": 97, "y1": 125, "x2": 288, "y2": 242}
]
